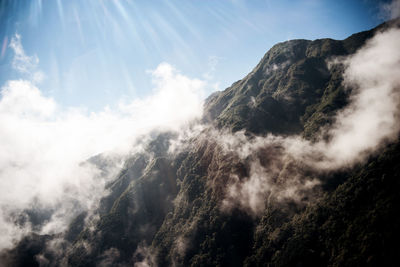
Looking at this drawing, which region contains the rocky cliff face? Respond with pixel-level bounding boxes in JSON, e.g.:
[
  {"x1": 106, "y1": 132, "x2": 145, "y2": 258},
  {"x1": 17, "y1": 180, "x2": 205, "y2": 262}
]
[
  {"x1": 2, "y1": 20, "x2": 400, "y2": 267},
  {"x1": 203, "y1": 24, "x2": 382, "y2": 138}
]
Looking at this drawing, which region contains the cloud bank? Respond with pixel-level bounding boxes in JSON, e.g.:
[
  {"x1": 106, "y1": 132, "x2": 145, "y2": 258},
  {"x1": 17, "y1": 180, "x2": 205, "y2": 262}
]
[
  {"x1": 1, "y1": 20, "x2": 400, "y2": 265},
  {"x1": 207, "y1": 26, "x2": 400, "y2": 215},
  {"x1": 0, "y1": 35, "x2": 207, "y2": 251}
]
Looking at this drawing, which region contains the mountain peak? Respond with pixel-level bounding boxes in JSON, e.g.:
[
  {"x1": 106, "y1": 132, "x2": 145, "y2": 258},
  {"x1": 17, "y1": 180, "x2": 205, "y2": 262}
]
[{"x1": 203, "y1": 20, "x2": 398, "y2": 136}]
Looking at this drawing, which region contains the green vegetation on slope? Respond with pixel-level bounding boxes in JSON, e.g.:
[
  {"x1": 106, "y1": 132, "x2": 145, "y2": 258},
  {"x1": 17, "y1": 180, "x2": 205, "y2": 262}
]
[{"x1": 2, "y1": 20, "x2": 400, "y2": 267}]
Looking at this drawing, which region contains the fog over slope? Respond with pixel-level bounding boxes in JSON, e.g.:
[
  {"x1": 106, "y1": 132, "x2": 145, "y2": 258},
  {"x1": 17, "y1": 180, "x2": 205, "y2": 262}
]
[
  {"x1": 1, "y1": 17, "x2": 400, "y2": 267},
  {"x1": 0, "y1": 36, "x2": 207, "y2": 251},
  {"x1": 217, "y1": 26, "x2": 400, "y2": 214}
]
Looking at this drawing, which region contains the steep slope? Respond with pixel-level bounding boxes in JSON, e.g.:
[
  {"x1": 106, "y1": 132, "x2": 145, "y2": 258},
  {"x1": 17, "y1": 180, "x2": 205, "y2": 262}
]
[
  {"x1": 246, "y1": 140, "x2": 400, "y2": 267},
  {"x1": 147, "y1": 20, "x2": 400, "y2": 266},
  {"x1": 2, "y1": 20, "x2": 400, "y2": 267},
  {"x1": 203, "y1": 21, "x2": 386, "y2": 138}
]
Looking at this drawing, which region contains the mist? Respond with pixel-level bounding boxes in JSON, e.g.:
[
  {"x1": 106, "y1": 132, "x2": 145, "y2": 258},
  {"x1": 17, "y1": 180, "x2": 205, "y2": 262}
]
[
  {"x1": 200, "y1": 25, "x2": 400, "y2": 216},
  {"x1": 1, "y1": 12, "x2": 400, "y2": 267},
  {"x1": 0, "y1": 35, "x2": 207, "y2": 251}
]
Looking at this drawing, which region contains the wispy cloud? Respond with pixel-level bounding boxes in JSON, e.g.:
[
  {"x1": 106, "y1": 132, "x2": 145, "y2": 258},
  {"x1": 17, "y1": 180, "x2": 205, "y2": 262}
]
[
  {"x1": 379, "y1": 0, "x2": 400, "y2": 20},
  {"x1": 0, "y1": 35, "x2": 208, "y2": 251},
  {"x1": 199, "y1": 26, "x2": 400, "y2": 216},
  {"x1": 203, "y1": 56, "x2": 221, "y2": 80},
  {"x1": 9, "y1": 33, "x2": 44, "y2": 83}
]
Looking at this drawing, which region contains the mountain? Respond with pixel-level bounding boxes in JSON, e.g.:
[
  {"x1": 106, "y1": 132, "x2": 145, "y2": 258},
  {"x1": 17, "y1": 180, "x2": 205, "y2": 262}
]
[
  {"x1": 203, "y1": 21, "x2": 388, "y2": 138},
  {"x1": 2, "y1": 20, "x2": 400, "y2": 267}
]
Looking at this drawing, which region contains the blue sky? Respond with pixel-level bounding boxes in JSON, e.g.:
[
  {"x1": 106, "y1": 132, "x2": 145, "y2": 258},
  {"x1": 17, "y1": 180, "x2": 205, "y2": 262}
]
[{"x1": 0, "y1": 0, "x2": 391, "y2": 111}]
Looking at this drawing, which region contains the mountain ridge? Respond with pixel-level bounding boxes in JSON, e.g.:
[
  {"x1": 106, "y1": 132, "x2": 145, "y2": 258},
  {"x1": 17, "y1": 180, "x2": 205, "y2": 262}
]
[
  {"x1": 1, "y1": 19, "x2": 400, "y2": 267},
  {"x1": 204, "y1": 19, "x2": 399, "y2": 137}
]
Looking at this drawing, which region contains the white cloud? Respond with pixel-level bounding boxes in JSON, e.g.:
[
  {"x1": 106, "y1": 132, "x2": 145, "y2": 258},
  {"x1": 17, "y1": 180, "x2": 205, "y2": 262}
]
[
  {"x1": 0, "y1": 80, "x2": 56, "y2": 118},
  {"x1": 2, "y1": 21, "x2": 399, "y2": 256},
  {"x1": 0, "y1": 54, "x2": 207, "y2": 250},
  {"x1": 210, "y1": 27, "x2": 400, "y2": 216},
  {"x1": 9, "y1": 34, "x2": 34, "y2": 73},
  {"x1": 308, "y1": 27, "x2": 400, "y2": 169},
  {"x1": 9, "y1": 33, "x2": 44, "y2": 83},
  {"x1": 120, "y1": 62, "x2": 205, "y2": 129},
  {"x1": 203, "y1": 56, "x2": 220, "y2": 80}
]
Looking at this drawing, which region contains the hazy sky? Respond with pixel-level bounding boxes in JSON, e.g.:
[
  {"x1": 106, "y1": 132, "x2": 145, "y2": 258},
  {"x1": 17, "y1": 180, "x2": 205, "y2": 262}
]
[{"x1": 0, "y1": 0, "x2": 391, "y2": 110}]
